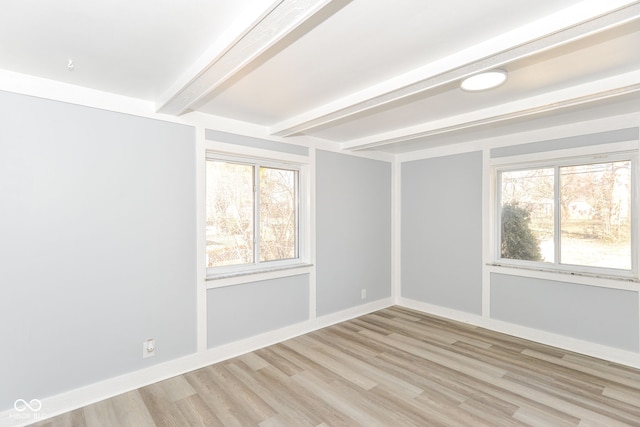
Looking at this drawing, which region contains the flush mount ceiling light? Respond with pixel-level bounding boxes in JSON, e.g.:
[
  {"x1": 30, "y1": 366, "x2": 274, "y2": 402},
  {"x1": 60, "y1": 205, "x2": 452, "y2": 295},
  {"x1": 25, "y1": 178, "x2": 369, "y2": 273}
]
[{"x1": 460, "y1": 69, "x2": 507, "y2": 91}]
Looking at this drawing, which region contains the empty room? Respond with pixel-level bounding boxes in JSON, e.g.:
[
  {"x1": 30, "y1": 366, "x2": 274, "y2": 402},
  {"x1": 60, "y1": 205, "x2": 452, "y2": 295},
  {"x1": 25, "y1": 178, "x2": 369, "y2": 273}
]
[{"x1": 2, "y1": 1, "x2": 640, "y2": 426}]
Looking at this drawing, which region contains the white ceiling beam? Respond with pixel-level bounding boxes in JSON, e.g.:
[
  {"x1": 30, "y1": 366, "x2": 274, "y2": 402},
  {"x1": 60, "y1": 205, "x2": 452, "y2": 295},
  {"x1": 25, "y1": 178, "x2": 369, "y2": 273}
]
[
  {"x1": 156, "y1": 0, "x2": 341, "y2": 116},
  {"x1": 340, "y1": 71, "x2": 640, "y2": 151},
  {"x1": 269, "y1": 0, "x2": 640, "y2": 137}
]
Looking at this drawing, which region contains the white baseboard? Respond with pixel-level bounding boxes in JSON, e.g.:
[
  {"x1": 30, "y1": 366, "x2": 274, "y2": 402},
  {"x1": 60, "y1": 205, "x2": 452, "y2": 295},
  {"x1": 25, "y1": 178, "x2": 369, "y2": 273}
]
[
  {"x1": 4, "y1": 295, "x2": 638, "y2": 427},
  {"x1": 398, "y1": 297, "x2": 640, "y2": 370},
  {"x1": 0, "y1": 298, "x2": 392, "y2": 427}
]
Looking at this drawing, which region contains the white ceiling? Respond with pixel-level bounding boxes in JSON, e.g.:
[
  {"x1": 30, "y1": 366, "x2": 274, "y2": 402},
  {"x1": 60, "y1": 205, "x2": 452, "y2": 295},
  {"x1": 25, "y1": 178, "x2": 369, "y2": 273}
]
[{"x1": 1, "y1": 0, "x2": 639, "y2": 153}]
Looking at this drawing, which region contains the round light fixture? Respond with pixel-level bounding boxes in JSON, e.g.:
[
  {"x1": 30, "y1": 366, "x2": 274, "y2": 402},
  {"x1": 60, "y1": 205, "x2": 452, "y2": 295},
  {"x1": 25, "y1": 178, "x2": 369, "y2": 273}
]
[{"x1": 460, "y1": 70, "x2": 507, "y2": 92}]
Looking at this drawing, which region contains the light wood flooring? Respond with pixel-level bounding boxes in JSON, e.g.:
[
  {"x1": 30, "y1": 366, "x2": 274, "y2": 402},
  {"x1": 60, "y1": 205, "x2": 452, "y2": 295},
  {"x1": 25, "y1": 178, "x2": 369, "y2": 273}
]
[{"x1": 31, "y1": 306, "x2": 640, "y2": 426}]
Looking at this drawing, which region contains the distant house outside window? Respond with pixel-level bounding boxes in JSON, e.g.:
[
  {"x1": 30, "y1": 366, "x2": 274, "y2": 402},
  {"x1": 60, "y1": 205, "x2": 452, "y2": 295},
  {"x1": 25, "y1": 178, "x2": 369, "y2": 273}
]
[{"x1": 496, "y1": 152, "x2": 636, "y2": 278}]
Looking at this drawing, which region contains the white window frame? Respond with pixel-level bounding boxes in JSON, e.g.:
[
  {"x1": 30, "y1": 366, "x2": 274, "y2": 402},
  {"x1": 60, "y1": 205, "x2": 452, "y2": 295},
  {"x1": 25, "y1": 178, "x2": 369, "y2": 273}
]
[
  {"x1": 205, "y1": 152, "x2": 308, "y2": 279},
  {"x1": 492, "y1": 146, "x2": 639, "y2": 281}
]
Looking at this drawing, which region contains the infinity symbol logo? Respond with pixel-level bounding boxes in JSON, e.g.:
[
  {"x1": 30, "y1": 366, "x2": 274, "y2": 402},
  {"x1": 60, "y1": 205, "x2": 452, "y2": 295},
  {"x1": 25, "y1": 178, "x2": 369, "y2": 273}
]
[{"x1": 14, "y1": 399, "x2": 42, "y2": 412}]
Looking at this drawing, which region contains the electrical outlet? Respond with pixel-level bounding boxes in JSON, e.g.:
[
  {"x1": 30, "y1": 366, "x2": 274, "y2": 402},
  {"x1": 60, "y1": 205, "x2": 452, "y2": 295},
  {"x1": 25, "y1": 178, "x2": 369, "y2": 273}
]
[
  {"x1": 143, "y1": 339, "x2": 155, "y2": 358},
  {"x1": 361, "y1": 289, "x2": 366, "y2": 299}
]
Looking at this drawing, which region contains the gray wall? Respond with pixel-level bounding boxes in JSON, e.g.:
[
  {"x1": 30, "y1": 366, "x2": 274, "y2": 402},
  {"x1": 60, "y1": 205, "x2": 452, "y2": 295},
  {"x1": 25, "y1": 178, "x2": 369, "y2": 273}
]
[
  {"x1": 490, "y1": 127, "x2": 639, "y2": 158},
  {"x1": 0, "y1": 91, "x2": 197, "y2": 410},
  {"x1": 487, "y1": 128, "x2": 640, "y2": 352},
  {"x1": 4, "y1": 86, "x2": 634, "y2": 414},
  {"x1": 316, "y1": 150, "x2": 392, "y2": 316},
  {"x1": 491, "y1": 273, "x2": 639, "y2": 352},
  {"x1": 401, "y1": 151, "x2": 483, "y2": 314},
  {"x1": 400, "y1": 129, "x2": 640, "y2": 354},
  {"x1": 207, "y1": 275, "x2": 309, "y2": 347},
  {"x1": 205, "y1": 129, "x2": 309, "y2": 156}
]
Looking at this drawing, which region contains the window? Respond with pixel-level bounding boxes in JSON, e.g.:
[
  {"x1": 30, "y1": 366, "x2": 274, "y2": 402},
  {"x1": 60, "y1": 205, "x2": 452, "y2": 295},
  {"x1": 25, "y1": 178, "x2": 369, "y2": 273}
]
[
  {"x1": 206, "y1": 155, "x2": 303, "y2": 276},
  {"x1": 496, "y1": 152, "x2": 636, "y2": 277}
]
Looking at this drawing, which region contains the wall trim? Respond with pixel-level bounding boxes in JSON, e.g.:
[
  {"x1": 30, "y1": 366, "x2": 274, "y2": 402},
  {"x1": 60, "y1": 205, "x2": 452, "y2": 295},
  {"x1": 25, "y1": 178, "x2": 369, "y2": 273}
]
[
  {"x1": 195, "y1": 127, "x2": 208, "y2": 353},
  {"x1": 0, "y1": 71, "x2": 344, "y2": 155},
  {"x1": 4, "y1": 294, "x2": 639, "y2": 426},
  {"x1": 398, "y1": 297, "x2": 640, "y2": 370},
  {"x1": 391, "y1": 158, "x2": 402, "y2": 304},
  {"x1": 482, "y1": 148, "x2": 492, "y2": 318},
  {"x1": 396, "y1": 112, "x2": 640, "y2": 163},
  {"x1": 0, "y1": 298, "x2": 392, "y2": 427},
  {"x1": 0, "y1": 72, "x2": 395, "y2": 163}
]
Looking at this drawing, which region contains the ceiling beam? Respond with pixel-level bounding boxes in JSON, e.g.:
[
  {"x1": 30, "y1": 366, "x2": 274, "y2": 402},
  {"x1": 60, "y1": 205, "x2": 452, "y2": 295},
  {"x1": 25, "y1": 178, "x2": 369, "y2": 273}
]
[
  {"x1": 156, "y1": 0, "x2": 342, "y2": 116},
  {"x1": 339, "y1": 71, "x2": 640, "y2": 151},
  {"x1": 269, "y1": 1, "x2": 640, "y2": 138}
]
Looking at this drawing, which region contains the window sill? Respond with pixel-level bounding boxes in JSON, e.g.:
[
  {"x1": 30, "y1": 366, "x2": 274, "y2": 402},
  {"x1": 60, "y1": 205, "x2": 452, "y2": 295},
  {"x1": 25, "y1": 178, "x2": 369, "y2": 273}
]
[
  {"x1": 487, "y1": 262, "x2": 639, "y2": 287},
  {"x1": 205, "y1": 263, "x2": 313, "y2": 288}
]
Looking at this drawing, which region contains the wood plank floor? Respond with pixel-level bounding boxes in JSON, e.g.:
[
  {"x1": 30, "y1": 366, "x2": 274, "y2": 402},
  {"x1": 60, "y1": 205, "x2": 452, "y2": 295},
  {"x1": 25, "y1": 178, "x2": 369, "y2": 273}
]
[{"x1": 31, "y1": 306, "x2": 640, "y2": 426}]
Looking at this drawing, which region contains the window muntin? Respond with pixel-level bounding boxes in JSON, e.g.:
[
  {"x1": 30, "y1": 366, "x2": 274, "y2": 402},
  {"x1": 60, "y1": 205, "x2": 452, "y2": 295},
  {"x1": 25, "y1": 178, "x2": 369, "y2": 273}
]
[
  {"x1": 497, "y1": 153, "x2": 635, "y2": 277},
  {"x1": 206, "y1": 156, "x2": 302, "y2": 276}
]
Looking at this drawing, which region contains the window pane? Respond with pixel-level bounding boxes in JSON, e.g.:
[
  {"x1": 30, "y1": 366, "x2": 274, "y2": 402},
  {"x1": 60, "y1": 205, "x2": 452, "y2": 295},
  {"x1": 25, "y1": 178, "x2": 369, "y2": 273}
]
[
  {"x1": 500, "y1": 168, "x2": 554, "y2": 262},
  {"x1": 259, "y1": 167, "x2": 297, "y2": 262},
  {"x1": 206, "y1": 161, "x2": 254, "y2": 267},
  {"x1": 560, "y1": 161, "x2": 631, "y2": 270}
]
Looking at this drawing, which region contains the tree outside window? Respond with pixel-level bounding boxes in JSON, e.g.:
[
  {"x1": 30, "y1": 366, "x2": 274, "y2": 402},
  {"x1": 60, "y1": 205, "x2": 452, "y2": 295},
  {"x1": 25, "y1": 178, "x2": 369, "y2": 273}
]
[
  {"x1": 206, "y1": 158, "x2": 299, "y2": 272},
  {"x1": 499, "y1": 157, "x2": 632, "y2": 272}
]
